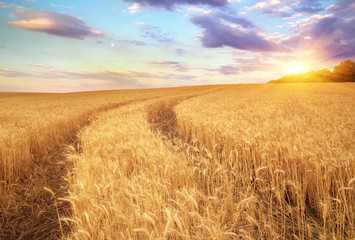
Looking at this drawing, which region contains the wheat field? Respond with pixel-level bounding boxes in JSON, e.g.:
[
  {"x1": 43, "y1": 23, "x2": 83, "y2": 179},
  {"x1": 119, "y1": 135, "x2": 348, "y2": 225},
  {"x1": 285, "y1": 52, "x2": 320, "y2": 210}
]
[{"x1": 0, "y1": 83, "x2": 354, "y2": 239}]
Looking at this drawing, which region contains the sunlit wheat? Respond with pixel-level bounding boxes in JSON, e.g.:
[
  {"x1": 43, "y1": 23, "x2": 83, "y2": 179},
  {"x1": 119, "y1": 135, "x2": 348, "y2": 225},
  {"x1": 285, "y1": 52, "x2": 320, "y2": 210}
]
[{"x1": 0, "y1": 83, "x2": 353, "y2": 239}]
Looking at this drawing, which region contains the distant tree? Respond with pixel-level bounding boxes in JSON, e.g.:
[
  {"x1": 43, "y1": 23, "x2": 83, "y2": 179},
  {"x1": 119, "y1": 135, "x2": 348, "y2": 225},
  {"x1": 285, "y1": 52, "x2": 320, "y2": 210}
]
[
  {"x1": 269, "y1": 59, "x2": 355, "y2": 83},
  {"x1": 333, "y1": 60, "x2": 355, "y2": 82},
  {"x1": 314, "y1": 69, "x2": 333, "y2": 82}
]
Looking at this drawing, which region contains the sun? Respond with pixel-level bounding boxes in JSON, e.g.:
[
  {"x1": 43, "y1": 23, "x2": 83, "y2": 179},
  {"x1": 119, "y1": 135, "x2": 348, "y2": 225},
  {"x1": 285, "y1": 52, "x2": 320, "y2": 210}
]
[{"x1": 287, "y1": 62, "x2": 307, "y2": 74}]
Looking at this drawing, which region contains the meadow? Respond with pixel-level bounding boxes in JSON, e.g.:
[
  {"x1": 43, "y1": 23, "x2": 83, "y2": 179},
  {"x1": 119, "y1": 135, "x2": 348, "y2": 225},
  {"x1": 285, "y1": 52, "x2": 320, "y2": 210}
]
[{"x1": 0, "y1": 83, "x2": 354, "y2": 239}]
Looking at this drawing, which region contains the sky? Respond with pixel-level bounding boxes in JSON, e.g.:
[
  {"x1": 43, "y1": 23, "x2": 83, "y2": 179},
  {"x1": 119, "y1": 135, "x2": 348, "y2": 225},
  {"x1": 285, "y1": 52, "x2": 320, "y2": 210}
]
[{"x1": 0, "y1": 0, "x2": 354, "y2": 92}]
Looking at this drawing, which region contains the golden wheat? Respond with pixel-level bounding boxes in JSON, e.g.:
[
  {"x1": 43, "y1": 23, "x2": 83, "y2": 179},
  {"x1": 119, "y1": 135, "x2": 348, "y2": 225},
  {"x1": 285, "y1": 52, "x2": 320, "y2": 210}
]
[
  {"x1": 0, "y1": 83, "x2": 354, "y2": 239},
  {"x1": 0, "y1": 86, "x2": 213, "y2": 239},
  {"x1": 175, "y1": 83, "x2": 355, "y2": 239},
  {"x1": 0, "y1": 88, "x2": 203, "y2": 183}
]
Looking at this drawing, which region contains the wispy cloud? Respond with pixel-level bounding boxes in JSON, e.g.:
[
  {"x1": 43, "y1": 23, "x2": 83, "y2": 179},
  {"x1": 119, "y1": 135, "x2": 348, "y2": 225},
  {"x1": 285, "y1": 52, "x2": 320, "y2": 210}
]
[
  {"x1": 116, "y1": 39, "x2": 146, "y2": 46},
  {"x1": 26, "y1": 63, "x2": 54, "y2": 68},
  {"x1": 0, "y1": 66, "x2": 197, "y2": 89},
  {"x1": 248, "y1": 0, "x2": 284, "y2": 11},
  {"x1": 50, "y1": 3, "x2": 74, "y2": 10},
  {"x1": 216, "y1": 65, "x2": 240, "y2": 75},
  {"x1": 0, "y1": 67, "x2": 146, "y2": 88},
  {"x1": 0, "y1": 67, "x2": 29, "y2": 77},
  {"x1": 175, "y1": 49, "x2": 184, "y2": 55},
  {"x1": 326, "y1": 0, "x2": 355, "y2": 17},
  {"x1": 294, "y1": 0, "x2": 325, "y2": 13},
  {"x1": 191, "y1": 12, "x2": 289, "y2": 52},
  {"x1": 206, "y1": 57, "x2": 279, "y2": 75},
  {"x1": 283, "y1": 15, "x2": 355, "y2": 60},
  {"x1": 146, "y1": 61, "x2": 189, "y2": 72},
  {"x1": 0, "y1": 1, "x2": 25, "y2": 10},
  {"x1": 156, "y1": 72, "x2": 196, "y2": 81},
  {"x1": 8, "y1": 10, "x2": 106, "y2": 39},
  {"x1": 141, "y1": 25, "x2": 173, "y2": 43},
  {"x1": 247, "y1": 0, "x2": 326, "y2": 17},
  {"x1": 123, "y1": 0, "x2": 227, "y2": 10},
  {"x1": 287, "y1": 14, "x2": 334, "y2": 33},
  {"x1": 186, "y1": 6, "x2": 212, "y2": 15},
  {"x1": 247, "y1": 0, "x2": 293, "y2": 18}
]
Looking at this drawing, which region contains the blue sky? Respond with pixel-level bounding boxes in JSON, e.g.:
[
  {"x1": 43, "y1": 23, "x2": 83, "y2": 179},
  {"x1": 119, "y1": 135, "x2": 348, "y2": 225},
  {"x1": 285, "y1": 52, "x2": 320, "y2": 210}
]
[{"x1": 0, "y1": 0, "x2": 354, "y2": 92}]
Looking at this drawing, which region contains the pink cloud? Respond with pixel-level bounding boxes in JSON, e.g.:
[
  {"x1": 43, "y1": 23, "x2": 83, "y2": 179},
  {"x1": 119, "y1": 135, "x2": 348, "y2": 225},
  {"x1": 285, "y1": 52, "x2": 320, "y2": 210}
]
[
  {"x1": 8, "y1": 10, "x2": 106, "y2": 39},
  {"x1": 0, "y1": 66, "x2": 196, "y2": 90}
]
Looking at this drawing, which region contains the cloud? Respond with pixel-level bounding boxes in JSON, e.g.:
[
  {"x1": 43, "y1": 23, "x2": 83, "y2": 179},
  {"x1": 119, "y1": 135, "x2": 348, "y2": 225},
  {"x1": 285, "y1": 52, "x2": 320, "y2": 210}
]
[
  {"x1": 287, "y1": 14, "x2": 335, "y2": 33},
  {"x1": 26, "y1": 63, "x2": 54, "y2": 68},
  {"x1": 0, "y1": 67, "x2": 147, "y2": 88},
  {"x1": 116, "y1": 39, "x2": 146, "y2": 46},
  {"x1": 215, "y1": 12, "x2": 256, "y2": 28},
  {"x1": 156, "y1": 72, "x2": 196, "y2": 80},
  {"x1": 0, "y1": 45, "x2": 5, "y2": 48},
  {"x1": 247, "y1": 0, "x2": 326, "y2": 17},
  {"x1": 141, "y1": 25, "x2": 173, "y2": 43},
  {"x1": 123, "y1": 0, "x2": 227, "y2": 10},
  {"x1": 40, "y1": 69, "x2": 150, "y2": 86},
  {"x1": 128, "y1": 3, "x2": 141, "y2": 14},
  {"x1": 175, "y1": 49, "x2": 184, "y2": 55},
  {"x1": 191, "y1": 13, "x2": 289, "y2": 52},
  {"x1": 146, "y1": 61, "x2": 189, "y2": 72},
  {"x1": 0, "y1": 1, "x2": 25, "y2": 10},
  {"x1": 283, "y1": 15, "x2": 355, "y2": 60},
  {"x1": 217, "y1": 65, "x2": 240, "y2": 75},
  {"x1": 8, "y1": 10, "x2": 106, "y2": 39},
  {"x1": 0, "y1": 67, "x2": 29, "y2": 77},
  {"x1": 208, "y1": 57, "x2": 279, "y2": 75},
  {"x1": 294, "y1": 0, "x2": 324, "y2": 13},
  {"x1": 186, "y1": 6, "x2": 212, "y2": 14},
  {"x1": 50, "y1": 3, "x2": 74, "y2": 10},
  {"x1": 0, "y1": 66, "x2": 197, "y2": 89},
  {"x1": 247, "y1": 0, "x2": 284, "y2": 11},
  {"x1": 247, "y1": 0, "x2": 294, "y2": 17},
  {"x1": 327, "y1": 0, "x2": 355, "y2": 17}
]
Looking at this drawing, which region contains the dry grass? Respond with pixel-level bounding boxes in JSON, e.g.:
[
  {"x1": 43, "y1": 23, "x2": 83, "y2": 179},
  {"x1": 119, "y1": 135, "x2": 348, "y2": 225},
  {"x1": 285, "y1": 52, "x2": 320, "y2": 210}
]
[{"x1": 0, "y1": 83, "x2": 354, "y2": 239}]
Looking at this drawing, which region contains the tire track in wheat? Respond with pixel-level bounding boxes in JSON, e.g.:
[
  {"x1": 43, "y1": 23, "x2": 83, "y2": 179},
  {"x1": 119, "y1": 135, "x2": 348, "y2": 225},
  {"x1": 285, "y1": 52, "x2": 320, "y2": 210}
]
[
  {"x1": 146, "y1": 89, "x2": 228, "y2": 195},
  {"x1": 145, "y1": 90, "x2": 325, "y2": 239},
  {"x1": 147, "y1": 86, "x2": 354, "y2": 239},
  {"x1": 0, "y1": 97, "x2": 156, "y2": 240}
]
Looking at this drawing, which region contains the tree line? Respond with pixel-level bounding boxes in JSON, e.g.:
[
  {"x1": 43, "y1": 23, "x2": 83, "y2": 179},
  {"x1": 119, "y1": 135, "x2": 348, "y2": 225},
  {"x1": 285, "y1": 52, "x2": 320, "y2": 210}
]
[{"x1": 269, "y1": 59, "x2": 355, "y2": 83}]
